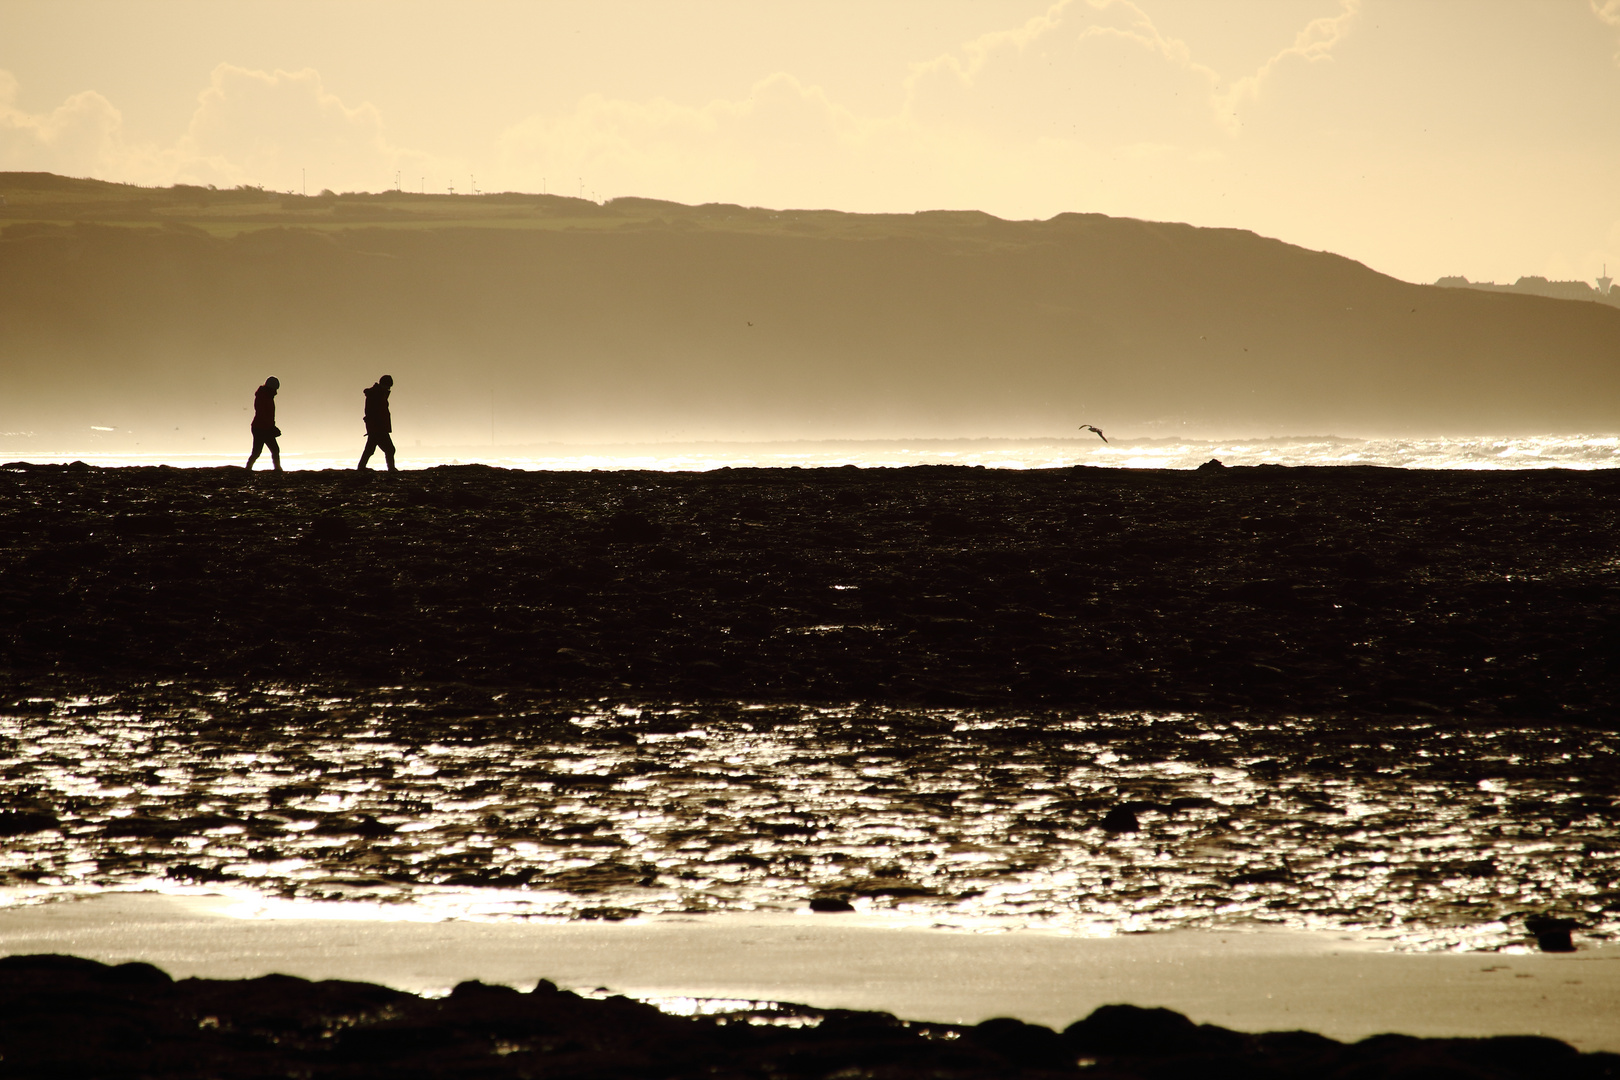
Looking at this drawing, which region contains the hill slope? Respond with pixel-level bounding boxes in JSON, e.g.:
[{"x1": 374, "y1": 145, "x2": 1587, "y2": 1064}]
[{"x1": 2, "y1": 173, "x2": 1618, "y2": 447}]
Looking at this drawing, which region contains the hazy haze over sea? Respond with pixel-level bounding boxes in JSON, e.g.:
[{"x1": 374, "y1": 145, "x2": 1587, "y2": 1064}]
[{"x1": 7, "y1": 434, "x2": 1620, "y2": 473}]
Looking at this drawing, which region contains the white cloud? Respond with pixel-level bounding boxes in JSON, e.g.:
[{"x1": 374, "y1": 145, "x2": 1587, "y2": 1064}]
[
  {"x1": 0, "y1": 64, "x2": 452, "y2": 193},
  {"x1": 1595, "y1": 0, "x2": 1620, "y2": 63},
  {"x1": 0, "y1": 70, "x2": 127, "y2": 177},
  {"x1": 887, "y1": 0, "x2": 1361, "y2": 142},
  {"x1": 901, "y1": 0, "x2": 1077, "y2": 94},
  {"x1": 4, "y1": 2, "x2": 1364, "y2": 203},
  {"x1": 172, "y1": 64, "x2": 460, "y2": 192},
  {"x1": 492, "y1": 1, "x2": 1363, "y2": 207},
  {"x1": 494, "y1": 71, "x2": 889, "y2": 202}
]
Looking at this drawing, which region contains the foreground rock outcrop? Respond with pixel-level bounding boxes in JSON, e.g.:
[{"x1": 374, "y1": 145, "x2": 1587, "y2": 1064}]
[{"x1": 0, "y1": 953, "x2": 1614, "y2": 1079}]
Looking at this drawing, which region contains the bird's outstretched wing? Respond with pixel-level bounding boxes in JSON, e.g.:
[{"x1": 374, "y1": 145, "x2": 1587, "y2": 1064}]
[{"x1": 1081, "y1": 425, "x2": 1108, "y2": 443}]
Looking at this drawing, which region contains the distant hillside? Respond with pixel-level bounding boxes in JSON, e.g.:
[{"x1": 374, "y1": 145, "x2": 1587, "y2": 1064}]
[
  {"x1": 3, "y1": 171, "x2": 1619, "y2": 448},
  {"x1": 1435, "y1": 274, "x2": 1619, "y2": 307}
]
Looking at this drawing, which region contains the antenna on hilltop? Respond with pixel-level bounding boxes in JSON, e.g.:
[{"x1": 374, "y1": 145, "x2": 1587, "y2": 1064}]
[{"x1": 1600, "y1": 263, "x2": 1613, "y2": 297}]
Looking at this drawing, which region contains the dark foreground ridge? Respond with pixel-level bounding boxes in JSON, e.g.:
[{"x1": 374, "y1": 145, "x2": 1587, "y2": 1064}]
[
  {"x1": 1, "y1": 953, "x2": 1614, "y2": 1079},
  {"x1": 3, "y1": 462, "x2": 1619, "y2": 723},
  {"x1": 3, "y1": 459, "x2": 1620, "y2": 722}
]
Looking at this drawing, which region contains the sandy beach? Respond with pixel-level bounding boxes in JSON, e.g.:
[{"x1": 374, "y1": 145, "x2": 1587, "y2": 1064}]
[{"x1": 0, "y1": 892, "x2": 1616, "y2": 1054}]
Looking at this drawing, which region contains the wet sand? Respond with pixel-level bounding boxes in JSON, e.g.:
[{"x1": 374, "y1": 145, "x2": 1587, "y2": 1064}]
[
  {"x1": 2, "y1": 892, "x2": 1618, "y2": 1054},
  {"x1": 2, "y1": 461, "x2": 1618, "y2": 720},
  {"x1": 0, "y1": 688, "x2": 1613, "y2": 949}
]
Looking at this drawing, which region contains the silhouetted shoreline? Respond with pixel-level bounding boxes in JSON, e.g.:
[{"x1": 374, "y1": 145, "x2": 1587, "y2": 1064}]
[{"x1": 2, "y1": 953, "x2": 1614, "y2": 1078}]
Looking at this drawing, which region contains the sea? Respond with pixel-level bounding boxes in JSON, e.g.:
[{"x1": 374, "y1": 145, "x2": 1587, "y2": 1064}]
[
  {"x1": 1, "y1": 432, "x2": 1615, "y2": 954},
  {"x1": 6, "y1": 432, "x2": 1620, "y2": 473}
]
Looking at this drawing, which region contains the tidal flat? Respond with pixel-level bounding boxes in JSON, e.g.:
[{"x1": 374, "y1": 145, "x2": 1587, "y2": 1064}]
[
  {"x1": 1, "y1": 462, "x2": 1617, "y2": 1073},
  {"x1": 3, "y1": 460, "x2": 1618, "y2": 718}
]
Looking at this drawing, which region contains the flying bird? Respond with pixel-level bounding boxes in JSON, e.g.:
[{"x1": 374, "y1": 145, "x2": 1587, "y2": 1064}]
[{"x1": 1080, "y1": 425, "x2": 1107, "y2": 443}]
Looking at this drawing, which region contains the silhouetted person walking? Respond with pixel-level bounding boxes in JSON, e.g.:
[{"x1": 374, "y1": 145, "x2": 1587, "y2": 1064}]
[
  {"x1": 358, "y1": 374, "x2": 397, "y2": 472},
  {"x1": 246, "y1": 376, "x2": 282, "y2": 471}
]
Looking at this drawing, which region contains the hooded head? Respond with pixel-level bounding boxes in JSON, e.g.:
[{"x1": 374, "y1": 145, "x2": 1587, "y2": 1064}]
[
  {"x1": 264, "y1": 376, "x2": 280, "y2": 391},
  {"x1": 379, "y1": 375, "x2": 394, "y2": 388}
]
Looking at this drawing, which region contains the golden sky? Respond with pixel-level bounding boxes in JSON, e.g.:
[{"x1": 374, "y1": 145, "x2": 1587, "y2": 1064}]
[{"x1": 3, "y1": 0, "x2": 1617, "y2": 285}]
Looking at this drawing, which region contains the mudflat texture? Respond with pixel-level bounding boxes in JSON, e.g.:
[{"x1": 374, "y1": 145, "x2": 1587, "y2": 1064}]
[{"x1": 2, "y1": 461, "x2": 1617, "y2": 722}]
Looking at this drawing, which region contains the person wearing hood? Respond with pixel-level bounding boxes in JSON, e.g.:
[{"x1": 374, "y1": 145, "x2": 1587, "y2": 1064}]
[
  {"x1": 246, "y1": 376, "x2": 282, "y2": 471},
  {"x1": 358, "y1": 374, "x2": 398, "y2": 472}
]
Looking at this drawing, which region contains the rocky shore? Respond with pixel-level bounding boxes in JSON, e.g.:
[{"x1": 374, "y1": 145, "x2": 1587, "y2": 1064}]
[
  {"x1": 3, "y1": 953, "x2": 1614, "y2": 1079},
  {"x1": 2, "y1": 461, "x2": 1617, "y2": 723}
]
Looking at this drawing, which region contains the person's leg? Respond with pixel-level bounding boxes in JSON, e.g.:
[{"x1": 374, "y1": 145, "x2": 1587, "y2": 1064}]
[
  {"x1": 381, "y1": 434, "x2": 397, "y2": 472},
  {"x1": 267, "y1": 436, "x2": 282, "y2": 472},
  {"x1": 247, "y1": 435, "x2": 264, "y2": 469},
  {"x1": 359, "y1": 436, "x2": 376, "y2": 469}
]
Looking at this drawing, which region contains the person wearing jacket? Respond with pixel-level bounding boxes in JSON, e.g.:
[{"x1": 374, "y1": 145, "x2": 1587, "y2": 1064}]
[
  {"x1": 246, "y1": 376, "x2": 282, "y2": 471},
  {"x1": 357, "y1": 374, "x2": 398, "y2": 472}
]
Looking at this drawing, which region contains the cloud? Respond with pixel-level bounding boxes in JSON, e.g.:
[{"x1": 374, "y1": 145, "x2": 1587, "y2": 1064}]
[
  {"x1": 901, "y1": 0, "x2": 1077, "y2": 93},
  {"x1": 1595, "y1": 0, "x2": 1620, "y2": 62},
  {"x1": 4, "y1": 2, "x2": 1360, "y2": 214},
  {"x1": 887, "y1": 0, "x2": 1354, "y2": 151},
  {"x1": 495, "y1": 71, "x2": 887, "y2": 202},
  {"x1": 0, "y1": 70, "x2": 127, "y2": 176},
  {"x1": 495, "y1": 1, "x2": 1362, "y2": 206},
  {"x1": 1054, "y1": 0, "x2": 1360, "y2": 134},
  {"x1": 1212, "y1": 0, "x2": 1360, "y2": 125},
  {"x1": 174, "y1": 64, "x2": 454, "y2": 192},
  {"x1": 0, "y1": 64, "x2": 449, "y2": 193}
]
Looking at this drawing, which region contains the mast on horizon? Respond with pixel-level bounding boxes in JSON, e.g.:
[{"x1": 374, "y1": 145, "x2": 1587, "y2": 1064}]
[{"x1": 1600, "y1": 264, "x2": 1613, "y2": 296}]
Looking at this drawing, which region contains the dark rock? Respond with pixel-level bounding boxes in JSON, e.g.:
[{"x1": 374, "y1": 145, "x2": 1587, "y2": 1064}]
[
  {"x1": 1525, "y1": 914, "x2": 1581, "y2": 952},
  {"x1": 1100, "y1": 805, "x2": 1139, "y2": 833},
  {"x1": 449, "y1": 979, "x2": 522, "y2": 998},
  {"x1": 967, "y1": 1017, "x2": 1073, "y2": 1069},
  {"x1": 1063, "y1": 1003, "x2": 1245, "y2": 1057},
  {"x1": 1197, "y1": 457, "x2": 1226, "y2": 471},
  {"x1": 165, "y1": 862, "x2": 234, "y2": 883},
  {"x1": 809, "y1": 896, "x2": 855, "y2": 912},
  {"x1": 0, "y1": 810, "x2": 58, "y2": 835},
  {"x1": 0, "y1": 954, "x2": 1611, "y2": 1078}
]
